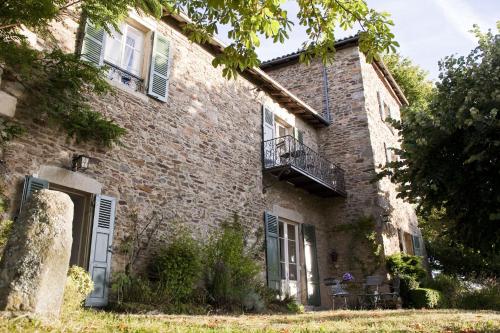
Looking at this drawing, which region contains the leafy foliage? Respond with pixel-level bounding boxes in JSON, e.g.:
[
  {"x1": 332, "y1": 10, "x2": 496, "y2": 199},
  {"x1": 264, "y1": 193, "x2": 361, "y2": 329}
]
[
  {"x1": 380, "y1": 25, "x2": 500, "y2": 269},
  {"x1": 386, "y1": 253, "x2": 427, "y2": 307},
  {"x1": 63, "y1": 266, "x2": 94, "y2": 312},
  {"x1": 383, "y1": 53, "x2": 435, "y2": 111},
  {"x1": 204, "y1": 216, "x2": 261, "y2": 311},
  {"x1": 408, "y1": 288, "x2": 442, "y2": 309},
  {"x1": 149, "y1": 232, "x2": 202, "y2": 305}
]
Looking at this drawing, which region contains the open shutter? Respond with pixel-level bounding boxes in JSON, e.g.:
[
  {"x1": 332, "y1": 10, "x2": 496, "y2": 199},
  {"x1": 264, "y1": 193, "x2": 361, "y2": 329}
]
[
  {"x1": 293, "y1": 127, "x2": 304, "y2": 144},
  {"x1": 81, "y1": 21, "x2": 106, "y2": 66},
  {"x1": 264, "y1": 212, "x2": 281, "y2": 292},
  {"x1": 262, "y1": 106, "x2": 275, "y2": 142},
  {"x1": 147, "y1": 32, "x2": 172, "y2": 102},
  {"x1": 303, "y1": 224, "x2": 321, "y2": 306},
  {"x1": 412, "y1": 235, "x2": 422, "y2": 256},
  {"x1": 20, "y1": 176, "x2": 49, "y2": 212},
  {"x1": 86, "y1": 195, "x2": 116, "y2": 307}
]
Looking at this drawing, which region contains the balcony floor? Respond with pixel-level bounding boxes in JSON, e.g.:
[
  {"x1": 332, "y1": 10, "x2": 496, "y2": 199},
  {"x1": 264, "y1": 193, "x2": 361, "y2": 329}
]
[{"x1": 264, "y1": 164, "x2": 346, "y2": 198}]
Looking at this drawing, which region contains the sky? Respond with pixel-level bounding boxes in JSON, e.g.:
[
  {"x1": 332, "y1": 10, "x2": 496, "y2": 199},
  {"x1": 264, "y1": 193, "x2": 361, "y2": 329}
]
[{"x1": 216, "y1": 0, "x2": 499, "y2": 80}]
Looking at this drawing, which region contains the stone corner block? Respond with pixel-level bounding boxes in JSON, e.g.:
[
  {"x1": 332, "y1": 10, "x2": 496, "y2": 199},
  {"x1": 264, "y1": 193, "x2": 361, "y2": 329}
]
[{"x1": 0, "y1": 189, "x2": 74, "y2": 317}]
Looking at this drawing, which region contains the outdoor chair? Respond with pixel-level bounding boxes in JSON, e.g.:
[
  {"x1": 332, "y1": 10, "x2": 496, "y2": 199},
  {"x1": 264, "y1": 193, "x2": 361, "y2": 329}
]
[
  {"x1": 379, "y1": 276, "x2": 401, "y2": 309},
  {"x1": 357, "y1": 275, "x2": 383, "y2": 309},
  {"x1": 325, "y1": 278, "x2": 349, "y2": 310}
]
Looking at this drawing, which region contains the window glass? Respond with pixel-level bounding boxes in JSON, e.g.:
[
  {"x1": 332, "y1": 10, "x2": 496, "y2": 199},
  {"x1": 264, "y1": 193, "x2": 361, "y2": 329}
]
[{"x1": 104, "y1": 23, "x2": 145, "y2": 76}]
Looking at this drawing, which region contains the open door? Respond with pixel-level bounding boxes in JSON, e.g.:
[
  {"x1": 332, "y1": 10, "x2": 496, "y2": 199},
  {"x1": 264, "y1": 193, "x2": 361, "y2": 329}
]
[
  {"x1": 303, "y1": 224, "x2": 321, "y2": 306},
  {"x1": 86, "y1": 195, "x2": 116, "y2": 307}
]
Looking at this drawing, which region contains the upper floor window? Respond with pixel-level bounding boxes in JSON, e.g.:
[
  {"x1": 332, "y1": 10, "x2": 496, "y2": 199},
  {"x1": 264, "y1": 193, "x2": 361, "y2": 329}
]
[
  {"x1": 80, "y1": 18, "x2": 172, "y2": 102},
  {"x1": 104, "y1": 23, "x2": 146, "y2": 77}
]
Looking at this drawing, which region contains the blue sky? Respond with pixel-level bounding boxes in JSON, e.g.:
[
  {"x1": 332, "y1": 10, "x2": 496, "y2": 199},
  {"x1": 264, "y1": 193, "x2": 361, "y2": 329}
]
[{"x1": 216, "y1": 0, "x2": 499, "y2": 80}]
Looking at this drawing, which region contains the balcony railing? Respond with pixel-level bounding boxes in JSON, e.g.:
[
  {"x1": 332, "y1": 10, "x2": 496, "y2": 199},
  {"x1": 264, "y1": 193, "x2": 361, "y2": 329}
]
[
  {"x1": 105, "y1": 61, "x2": 144, "y2": 93},
  {"x1": 262, "y1": 135, "x2": 346, "y2": 197}
]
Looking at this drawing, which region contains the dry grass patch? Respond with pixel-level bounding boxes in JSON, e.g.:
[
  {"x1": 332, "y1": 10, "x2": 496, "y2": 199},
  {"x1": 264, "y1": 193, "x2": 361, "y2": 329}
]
[{"x1": 0, "y1": 309, "x2": 499, "y2": 332}]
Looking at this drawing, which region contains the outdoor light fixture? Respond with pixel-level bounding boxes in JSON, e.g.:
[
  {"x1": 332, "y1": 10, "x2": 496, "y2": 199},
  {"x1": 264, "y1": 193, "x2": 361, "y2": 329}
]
[{"x1": 72, "y1": 154, "x2": 90, "y2": 171}]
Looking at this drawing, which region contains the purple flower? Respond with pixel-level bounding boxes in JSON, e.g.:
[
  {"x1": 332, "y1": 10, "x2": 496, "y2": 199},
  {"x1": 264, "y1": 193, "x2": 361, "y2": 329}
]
[{"x1": 342, "y1": 272, "x2": 354, "y2": 282}]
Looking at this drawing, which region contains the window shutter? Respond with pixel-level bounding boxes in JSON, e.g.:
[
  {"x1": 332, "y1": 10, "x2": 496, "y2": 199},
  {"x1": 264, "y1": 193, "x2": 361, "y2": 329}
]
[
  {"x1": 147, "y1": 32, "x2": 172, "y2": 102},
  {"x1": 264, "y1": 212, "x2": 281, "y2": 292},
  {"x1": 20, "y1": 176, "x2": 49, "y2": 213},
  {"x1": 377, "y1": 91, "x2": 385, "y2": 121},
  {"x1": 412, "y1": 235, "x2": 422, "y2": 256},
  {"x1": 384, "y1": 143, "x2": 391, "y2": 164},
  {"x1": 86, "y1": 195, "x2": 116, "y2": 307},
  {"x1": 81, "y1": 21, "x2": 106, "y2": 66},
  {"x1": 262, "y1": 106, "x2": 275, "y2": 142},
  {"x1": 293, "y1": 127, "x2": 304, "y2": 144},
  {"x1": 303, "y1": 224, "x2": 321, "y2": 306}
]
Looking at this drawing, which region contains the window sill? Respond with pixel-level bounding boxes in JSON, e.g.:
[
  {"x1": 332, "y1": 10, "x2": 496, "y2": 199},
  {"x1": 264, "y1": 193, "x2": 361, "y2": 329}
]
[{"x1": 106, "y1": 78, "x2": 149, "y2": 103}]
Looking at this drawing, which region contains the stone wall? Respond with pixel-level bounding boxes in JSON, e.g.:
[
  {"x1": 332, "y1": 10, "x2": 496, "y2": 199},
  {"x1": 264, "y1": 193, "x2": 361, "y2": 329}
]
[{"x1": 0, "y1": 12, "x2": 319, "y2": 276}]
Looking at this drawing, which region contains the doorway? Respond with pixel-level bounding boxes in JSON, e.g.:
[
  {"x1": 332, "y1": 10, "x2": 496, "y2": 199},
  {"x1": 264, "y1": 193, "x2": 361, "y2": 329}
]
[
  {"x1": 50, "y1": 183, "x2": 93, "y2": 269},
  {"x1": 279, "y1": 220, "x2": 300, "y2": 300}
]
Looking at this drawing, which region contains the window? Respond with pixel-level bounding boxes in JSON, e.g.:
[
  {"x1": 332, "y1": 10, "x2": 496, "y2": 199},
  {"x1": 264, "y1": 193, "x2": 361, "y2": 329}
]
[
  {"x1": 81, "y1": 19, "x2": 172, "y2": 101},
  {"x1": 383, "y1": 102, "x2": 391, "y2": 121},
  {"x1": 104, "y1": 23, "x2": 146, "y2": 77},
  {"x1": 275, "y1": 119, "x2": 291, "y2": 138}
]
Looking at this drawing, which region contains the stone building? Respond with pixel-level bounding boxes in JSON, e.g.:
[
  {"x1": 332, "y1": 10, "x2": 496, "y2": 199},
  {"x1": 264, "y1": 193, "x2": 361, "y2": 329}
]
[{"x1": 0, "y1": 9, "x2": 423, "y2": 308}]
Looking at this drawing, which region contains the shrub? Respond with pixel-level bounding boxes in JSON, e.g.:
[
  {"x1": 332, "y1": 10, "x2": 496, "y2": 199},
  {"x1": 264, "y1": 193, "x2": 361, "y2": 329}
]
[
  {"x1": 0, "y1": 219, "x2": 12, "y2": 258},
  {"x1": 149, "y1": 232, "x2": 202, "y2": 305},
  {"x1": 111, "y1": 272, "x2": 155, "y2": 305},
  {"x1": 408, "y1": 288, "x2": 442, "y2": 309},
  {"x1": 204, "y1": 217, "x2": 261, "y2": 311},
  {"x1": 63, "y1": 266, "x2": 94, "y2": 312},
  {"x1": 386, "y1": 253, "x2": 427, "y2": 280},
  {"x1": 459, "y1": 283, "x2": 500, "y2": 311},
  {"x1": 424, "y1": 274, "x2": 465, "y2": 308}
]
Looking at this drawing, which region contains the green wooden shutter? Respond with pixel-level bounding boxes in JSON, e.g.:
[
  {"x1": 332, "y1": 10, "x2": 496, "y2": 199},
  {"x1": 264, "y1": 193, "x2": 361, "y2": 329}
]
[
  {"x1": 81, "y1": 21, "x2": 106, "y2": 66},
  {"x1": 303, "y1": 224, "x2": 321, "y2": 306},
  {"x1": 20, "y1": 176, "x2": 49, "y2": 212},
  {"x1": 264, "y1": 212, "x2": 281, "y2": 292},
  {"x1": 148, "y1": 32, "x2": 172, "y2": 102},
  {"x1": 86, "y1": 195, "x2": 117, "y2": 307},
  {"x1": 412, "y1": 235, "x2": 422, "y2": 256}
]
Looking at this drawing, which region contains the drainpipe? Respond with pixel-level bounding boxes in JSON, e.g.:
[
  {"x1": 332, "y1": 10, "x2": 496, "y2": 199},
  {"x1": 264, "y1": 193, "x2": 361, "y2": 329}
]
[{"x1": 322, "y1": 64, "x2": 332, "y2": 124}]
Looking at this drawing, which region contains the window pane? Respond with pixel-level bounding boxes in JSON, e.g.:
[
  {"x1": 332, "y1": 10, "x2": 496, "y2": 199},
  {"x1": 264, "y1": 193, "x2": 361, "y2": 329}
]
[
  {"x1": 279, "y1": 222, "x2": 284, "y2": 238},
  {"x1": 104, "y1": 27, "x2": 123, "y2": 65},
  {"x1": 289, "y1": 264, "x2": 297, "y2": 280},
  {"x1": 288, "y1": 240, "x2": 296, "y2": 264},
  {"x1": 287, "y1": 224, "x2": 295, "y2": 240},
  {"x1": 279, "y1": 238, "x2": 285, "y2": 262},
  {"x1": 280, "y1": 263, "x2": 286, "y2": 279}
]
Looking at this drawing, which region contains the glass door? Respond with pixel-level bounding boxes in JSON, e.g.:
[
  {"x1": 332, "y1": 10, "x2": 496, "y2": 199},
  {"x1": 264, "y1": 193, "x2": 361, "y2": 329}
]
[{"x1": 279, "y1": 221, "x2": 300, "y2": 300}]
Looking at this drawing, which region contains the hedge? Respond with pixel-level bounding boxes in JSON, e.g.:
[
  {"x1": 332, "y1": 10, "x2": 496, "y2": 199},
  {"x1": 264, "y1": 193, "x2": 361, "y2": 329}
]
[{"x1": 408, "y1": 288, "x2": 442, "y2": 309}]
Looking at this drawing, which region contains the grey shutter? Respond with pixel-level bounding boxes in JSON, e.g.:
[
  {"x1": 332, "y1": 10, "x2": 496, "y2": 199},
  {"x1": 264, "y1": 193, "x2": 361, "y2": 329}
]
[
  {"x1": 147, "y1": 32, "x2": 172, "y2": 102},
  {"x1": 264, "y1": 212, "x2": 281, "y2": 292},
  {"x1": 412, "y1": 235, "x2": 422, "y2": 256},
  {"x1": 81, "y1": 21, "x2": 106, "y2": 66},
  {"x1": 86, "y1": 195, "x2": 116, "y2": 307},
  {"x1": 303, "y1": 224, "x2": 321, "y2": 306},
  {"x1": 20, "y1": 176, "x2": 49, "y2": 212},
  {"x1": 377, "y1": 91, "x2": 385, "y2": 121},
  {"x1": 262, "y1": 106, "x2": 275, "y2": 142}
]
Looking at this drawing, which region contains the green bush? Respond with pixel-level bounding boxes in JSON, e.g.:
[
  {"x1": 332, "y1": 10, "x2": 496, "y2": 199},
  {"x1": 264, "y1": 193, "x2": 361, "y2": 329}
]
[
  {"x1": 459, "y1": 283, "x2": 500, "y2": 311},
  {"x1": 149, "y1": 233, "x2": 202, "y2": 305},
  {"x1": 386, "y1": 253, "x2": 427, "y2": 280},
  {"x1": 204, "y1": 217, "x2": 261, "y2": 311},
  {"x1": 424, "y1": 274, "x2": 465, "y2": 308},
  {"x1": 111, "y1": 272, "x2": 155, "y2": 305},
  {"x1": 63, "y1": 266, "x2": 94, "y2": 312},
  {"x1": 408, "y1": 288, "x2": 442, "y2": 309}
]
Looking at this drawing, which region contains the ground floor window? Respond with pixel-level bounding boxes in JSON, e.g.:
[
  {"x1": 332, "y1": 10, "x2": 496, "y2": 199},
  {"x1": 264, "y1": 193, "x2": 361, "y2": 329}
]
[{"x1": 279, "y1": 220, "x2": 299, "y2": 298}]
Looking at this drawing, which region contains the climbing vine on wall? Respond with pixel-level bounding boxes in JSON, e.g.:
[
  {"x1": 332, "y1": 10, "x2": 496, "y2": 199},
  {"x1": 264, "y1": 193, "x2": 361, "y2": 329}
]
[{"x1": 333, "y1": 215, "x2": 384, "y2": 276}]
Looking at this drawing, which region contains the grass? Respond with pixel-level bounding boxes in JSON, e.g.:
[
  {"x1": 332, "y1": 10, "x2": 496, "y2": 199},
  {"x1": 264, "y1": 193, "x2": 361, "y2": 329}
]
[{"x1": 0, "y1": 309, "x2": 499, "y2": 332}]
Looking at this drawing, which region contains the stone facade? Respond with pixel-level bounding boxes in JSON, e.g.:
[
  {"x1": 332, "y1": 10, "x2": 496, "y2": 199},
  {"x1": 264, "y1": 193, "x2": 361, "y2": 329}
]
[{"x1": 0, "y1": 10, "x2": 421, "y2": 309}]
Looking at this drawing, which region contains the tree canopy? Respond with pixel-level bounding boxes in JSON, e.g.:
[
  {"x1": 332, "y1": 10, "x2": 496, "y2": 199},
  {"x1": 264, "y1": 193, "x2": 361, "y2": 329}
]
[
  {"x1": 0, "y1": 0, "x2": 398, "y2": 145},
  {"x1": 381, "y1": 24, "x2": 500, "y2": 277}
]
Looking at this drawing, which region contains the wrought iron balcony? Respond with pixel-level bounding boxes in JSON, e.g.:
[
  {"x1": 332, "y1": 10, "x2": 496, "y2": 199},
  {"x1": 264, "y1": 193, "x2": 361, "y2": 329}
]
[
  {"x1": 105, "y1": 61, "x2": 144, "y2": 93},
  {"x1": 262, "y1": 135, "x2": 346, "y2": 197}
]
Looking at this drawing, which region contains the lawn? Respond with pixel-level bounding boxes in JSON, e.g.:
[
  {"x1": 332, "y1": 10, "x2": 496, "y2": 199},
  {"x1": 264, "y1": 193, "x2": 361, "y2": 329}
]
[{"x1": 1, "y1": 309, "x2": 499, "y2": 332}]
